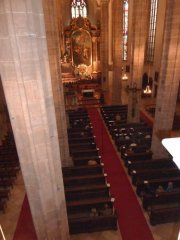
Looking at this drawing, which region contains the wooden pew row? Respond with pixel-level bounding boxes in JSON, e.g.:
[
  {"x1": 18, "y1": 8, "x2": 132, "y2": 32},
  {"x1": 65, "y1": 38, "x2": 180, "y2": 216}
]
[
  {"x1": 69, "y1": 114, "x2": 90, "y2": 120},
  {"x1": 149, "y1": 204, "x2": 180, "y2": 225},
  {"x1": 69, "y1": 142, "x2": 96, "y2": 152},
  {"x1": 116, "y1": 138, "x2": 151, "y2": 152},
  {"x1": 132, "y1": 168, "x2": 180, "y2": 186},
  {"x1": 64, "y1": 173, "x2": 107, "y2": 188},
  {"x1": 65, "y1": 186, "x2": 110, "y2": 202},
  {"x1": 68, "y1": 131, "x2": 94, "y2": 139},
  {"x1": 0, "y1": 198, "x2": 7, "y2": 213},
  {"x1": 0, "y1": 169, "x2": 18, "y2": 179},
  {"x1": 73, "y1": 155, "x2": 101, "y2": 166},
  {"x1": 66, "y1": 108, "x2": 118, "y2": 233},
  {"x1": 112, "y1": 126, "x2": 152, "y2": 138},
  {"x1": 69, "y1": 214, "x2": 117, "y2": 234},
  {"x1": 173, "y1": 115, "x2": 180, "y2": 130},
  {"x1": 68, "y1": 196, "x2": 117, "y2": 234},
  {"x1": 0, "y1": 179, "x2": 14, "y2": 189},
  {"x1": 122, "y1": 151, "x2": 153, "y2": 166},
  {"x1": 62, "y1": 164, "x2": 104, "y2": 177},
  {"x1": 71, "y1": 148, "x2": 99, "y2": 158},
  {"x1": 136, "y1": 177, "x2": 180, "y2": 196},
  {"x1": 68, "y1": 111, "x2": 88, "y2": 117},
  {"x1": 101, "y1": 105, "x2": 127, "y2": 113},
  {"x1": 142, "y1": 189, "x2": 180, "y2": 210},
  {"x1": 68, "y1": 136, "x2": 96, "y2": 145},
  {"x1": 105, "y1": 119, "x2": 127, "y2": 127},
  {"x1": 67, "y1": 126, "x2": 93, "y2": 133},
  {"x1": 0, "y1": 161, "x2": 20, "y2": 169},
  {"x1": 102, "y1": 113, "x2": 127, "y2": 121},
  {"x1": 0, "y1": 189, "x2": 10, "y2": 199},
  {"x1": 127, "y1": 158, "x2": 174, "y2": 175},
  {"x1": 67, "y1": 197, "x2": 114, "y2": 215}
]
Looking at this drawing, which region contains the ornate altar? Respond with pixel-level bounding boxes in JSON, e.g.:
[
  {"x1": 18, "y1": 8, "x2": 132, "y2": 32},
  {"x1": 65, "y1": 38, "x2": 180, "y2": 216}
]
[{"x1": 64, "y1": 16, "x2": 101, "y2": 79}]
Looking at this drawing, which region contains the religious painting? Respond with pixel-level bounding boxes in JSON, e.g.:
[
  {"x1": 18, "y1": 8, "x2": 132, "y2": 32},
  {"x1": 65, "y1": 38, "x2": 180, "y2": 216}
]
[{"x1": 71, "y1": 29, "x2": 92, "y2": 66}]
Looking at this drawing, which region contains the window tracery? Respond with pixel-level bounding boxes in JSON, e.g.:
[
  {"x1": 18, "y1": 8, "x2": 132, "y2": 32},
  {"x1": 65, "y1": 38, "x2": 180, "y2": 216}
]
[
  {"x1": 123, "y1": 0, "x2": 128, "y2": 61},
  {"x1": 71, "y1": 0, "x2": 87, "y2": 18},
  {"x1": 146, "y1": 0, "x2": 158, "y2": 62}
]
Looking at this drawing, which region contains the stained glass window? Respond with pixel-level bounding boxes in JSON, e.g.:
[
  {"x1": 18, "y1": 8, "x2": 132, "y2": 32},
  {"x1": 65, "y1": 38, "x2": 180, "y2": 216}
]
[
  {"x1": 146, "y1": 0, "x2": 158, "y2": 62},
  {"x1": 123, "y1": 0, "x2": 128, "y2": 61},
  {"x1": 71, "y1": 0, "x2": 87, "y2": 18}
]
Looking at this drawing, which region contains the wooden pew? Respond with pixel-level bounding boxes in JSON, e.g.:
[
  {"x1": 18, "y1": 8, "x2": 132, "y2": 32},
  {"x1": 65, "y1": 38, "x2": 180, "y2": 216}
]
[
  {"x1": 73, "y1": 155, "x2": 101, "y2": 166},
  {"x1": 67, "y1": 197, "x2": 113, "y2": 215},
  {"x1": 136, "y1": 177, "x2": 180, "y2": 196},
  {"x1": 62, "y1": 164, "x2": 104, "y2": 177},
  {"x1": 67, "y1": 127, "x2": 92, "y2": 133},
  {"x1": 64, "y1": 173, "x2": 107, "y2": 188},
  {"x1": 142, "y1": 189, "x2": 180, "y2": 210},
  {"x1": 149, "y1": 204, "x2": 180, "y2": 225},
  {"x1": 0, "y1": 198, "x2": 7, "y2": 213},
  {"x1": 65, "y1": 186, "x2": 110, "y2": 202},
  {"x1": 68, "y1": 136, "x2": 95, "y2": 145},
  {"x1": 69, "y1": 214, "x2": 117, "y2": 234},
  {"x1": 131, "y1": 168, "x2": 180, "y2": 185},
  {"x1": 127, "y1": 158, "x2": 174, "y2": 175},
  {"x1": 69, "y1": 142, "x2": 96, "y2": 152},
  {"x1": 71, "y1": 149, "x2": 99, "y2": 158},
  {"x1": 123, "y1": 151, "x2": 153, "y2": 166},
  {"x1": 68, "y1": 131, "x2": 93, "y2": 138}
]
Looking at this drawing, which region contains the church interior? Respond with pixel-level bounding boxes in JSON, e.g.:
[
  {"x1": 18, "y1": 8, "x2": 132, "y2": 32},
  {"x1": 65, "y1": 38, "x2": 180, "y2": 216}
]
[{"x1": 0, "y1": 0, "x2": 180, "y2": 239}]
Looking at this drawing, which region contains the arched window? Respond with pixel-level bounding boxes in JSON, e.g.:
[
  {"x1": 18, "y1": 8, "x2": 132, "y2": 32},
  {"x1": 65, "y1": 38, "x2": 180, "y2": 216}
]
[
  {"x1": 71, "y1": 0, "x2": 87, "y2": 18},
  {"x1": 146, "y1": 0, "x2": 158, "y2": 62},
  {"x1": 123, "y1": 0, "x2": 128, "y2": 61}
]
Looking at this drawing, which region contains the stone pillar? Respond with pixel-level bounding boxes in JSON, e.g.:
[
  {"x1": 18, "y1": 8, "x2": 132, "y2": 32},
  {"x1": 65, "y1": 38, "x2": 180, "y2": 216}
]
[
  {"x1": 0, "y1": 77, "x2": 8, "y2": 143},
  {"x1": 128, "y1": 0, "x2": 150, "y2": 122},
  {"x1": 0, "y1": 1, "x2": 69, "y2": 239},
  {"x1": 151, "y1": 0, "x2": 180, "y2": 158},
  {"x1": 111, "y1": 0, "x2": 123, "y2": 104},
  {"x1": 43, "y1": 0, "x2": 72, "y2": 167},
  {"x1": 92, "y1": 36, "x2": 98, "y2": 72},
  {"x1": 100, "y1": 0, "x2": 109, "y2": 90}
]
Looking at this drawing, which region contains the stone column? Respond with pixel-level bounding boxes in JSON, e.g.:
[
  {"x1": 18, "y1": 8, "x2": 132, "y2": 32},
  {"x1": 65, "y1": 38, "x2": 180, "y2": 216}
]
[
  {"x1": 92, "y1": 36, "x2": 98, "y2": 72},
  {"x1": 100, "y1": 0, "x2": 109, "y2": 90},
  {"x1": 0, "y1": 1, "x2": 69, "y2": 239},
  {"x1": 43, "y1": 0, "x2": 72, "y2": 167},
  {"x1": 128, "y1": 0, "x2": 150, "y2": 122},
  {"x1": 0, "y1": 77, "x2": 8, "y2": 143},
  {"x1": 111, "y1": 0, "x2": 123, "y2": 104},
  {"x1": 151, "y1": 0, "x2": 180, "y2": 158}
]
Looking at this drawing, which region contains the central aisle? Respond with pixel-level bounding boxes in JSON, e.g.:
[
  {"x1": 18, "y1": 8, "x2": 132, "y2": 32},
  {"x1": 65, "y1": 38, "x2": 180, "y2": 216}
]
[{"x1": 88, "y1": 108, "x2": 154, "y2": 240}]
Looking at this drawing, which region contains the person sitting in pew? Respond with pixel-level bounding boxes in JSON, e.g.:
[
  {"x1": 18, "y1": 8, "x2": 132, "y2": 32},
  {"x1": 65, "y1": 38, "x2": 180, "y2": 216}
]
[
  {"x1": 166, "y1": 181, "x2": 174, "y2": 192},
  {"x1": 80, "y1": 131, "x2": 85, "y2": 136},
  {"x1": 129, "y1": 142, "x2": 137, "y2": 147},
  {"x1": 88, "y1": 159, "x2": 98, "y2": 166},
  {"x1": 115, "y1": 113, "x2": 121, "y2": 124},
  {"x1": 145, "y1": 134, "x2": 151, "y2": 139},
  {"x1": 142, "y1": 182, "x2": 155, "y2": 196},
  {"x1": 100, "y1": 204, "x2": 113, "y2": 216},
  {"x1": 155, "y1": 185, "x2": 164, "y2": 194},
  {"x1": 85, "y1": 124, "x2": 91, "y2": 130},
  {"x1": 90, "y1": 208, "x2": 99, "y2": 217}
]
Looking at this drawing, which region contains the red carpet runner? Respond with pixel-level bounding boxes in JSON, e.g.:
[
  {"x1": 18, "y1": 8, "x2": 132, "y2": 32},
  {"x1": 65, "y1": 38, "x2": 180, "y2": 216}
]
[
  {"x1": 13, "y1": 195, "x2": 37, "y2": 240},
  {"x1": 88, "y1": 108, "x2": 154, "y2": 240}
]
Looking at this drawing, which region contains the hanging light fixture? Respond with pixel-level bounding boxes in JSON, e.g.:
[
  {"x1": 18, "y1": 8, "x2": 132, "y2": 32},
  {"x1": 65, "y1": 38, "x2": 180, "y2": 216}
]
[
  {"x1": 143, "y1": 64, "x2": 152, "y2": 95},
  {"x1": 143, "y1": 84, "x2": 152, "y2": 94}
]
